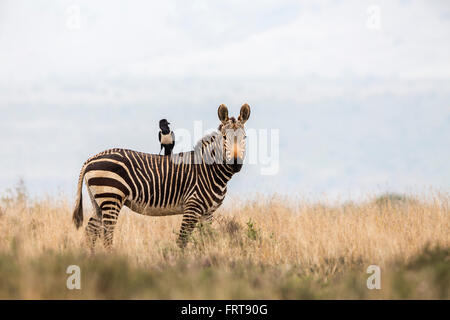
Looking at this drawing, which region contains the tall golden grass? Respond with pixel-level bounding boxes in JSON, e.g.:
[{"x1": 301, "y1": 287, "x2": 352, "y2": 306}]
[{"x1": 0, "y1": 187, "x2": 448, "y2": 299}]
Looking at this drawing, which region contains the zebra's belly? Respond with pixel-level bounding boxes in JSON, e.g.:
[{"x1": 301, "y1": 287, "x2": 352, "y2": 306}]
[{"x1": 125, "y1": 200, "x2": 184, "y2": 217}]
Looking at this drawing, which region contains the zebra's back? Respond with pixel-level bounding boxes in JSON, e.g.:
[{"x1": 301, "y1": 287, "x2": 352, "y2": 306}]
[{"x1": 83, "y1": 148, "x2": 196, "y2": 216}]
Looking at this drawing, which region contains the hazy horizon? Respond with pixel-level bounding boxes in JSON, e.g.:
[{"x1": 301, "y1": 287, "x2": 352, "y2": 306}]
[{"x1": 1, "y1": 0, "x2": 449, "y2": 201}]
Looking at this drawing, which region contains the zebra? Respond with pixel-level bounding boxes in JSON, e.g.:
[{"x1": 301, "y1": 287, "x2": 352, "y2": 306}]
[{"x1": 72, "y1": 103, "x2": 251, "y2": 248}]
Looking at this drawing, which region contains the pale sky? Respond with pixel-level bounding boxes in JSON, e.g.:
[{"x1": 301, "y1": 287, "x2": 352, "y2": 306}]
[{"x1": 1, "y1": 0, "x2": 449, "y2": 201}]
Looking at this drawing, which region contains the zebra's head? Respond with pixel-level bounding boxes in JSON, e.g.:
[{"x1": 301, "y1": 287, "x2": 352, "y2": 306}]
[{"x1": 217, "y1": 103, "x2": 251, "y2": 172}]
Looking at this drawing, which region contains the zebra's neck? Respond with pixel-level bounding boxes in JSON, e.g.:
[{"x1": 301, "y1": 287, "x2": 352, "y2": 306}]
[
  {"x1": 169, "y1": 131, "x2": 237, "y2": 184},
  {"x1": 192, "y1": 131, "x2": 236, "y2": 181}
]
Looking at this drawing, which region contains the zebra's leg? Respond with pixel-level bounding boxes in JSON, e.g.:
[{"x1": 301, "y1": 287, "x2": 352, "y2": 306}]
[
  {"x1": 196, "y1": 212, "x2": 214, "y2": 231},
  {"x1": 101, "y1": 203, "x2": 123, "y2": 249},
  {"x1": 85, "y1": 216, "x2": 102, "y2": 249},
  {"x1": 202, "y1": 212, "x2": 213, "y2": 223},
  {"x1": 177, "y1": 207, "x2": 202, "y2": 249},
  {"x1": 84, "y1": 183, "x2": 103, "y2": 250}
]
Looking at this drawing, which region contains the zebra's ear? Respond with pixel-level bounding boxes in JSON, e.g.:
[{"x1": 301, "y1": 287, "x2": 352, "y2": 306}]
[
  {"x1": 238, "y1": 103, "x2": 251, "y2": 124},
  {"x1": 218, "y1": 104, "x2": 229, "y2": 123}
]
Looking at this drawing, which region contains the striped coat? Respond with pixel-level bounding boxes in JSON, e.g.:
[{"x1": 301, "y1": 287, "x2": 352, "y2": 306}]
[{"x1": 73, "y1": 103, "x2": 250, "y2": 248}]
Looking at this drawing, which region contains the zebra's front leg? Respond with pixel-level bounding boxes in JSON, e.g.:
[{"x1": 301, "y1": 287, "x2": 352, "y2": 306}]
[
  {"x1": 202, "y1": 212, "x2": 213, "y2": 223},
  {"x1": 177, "y1": 208, "x2": 202, "y2": 249}
]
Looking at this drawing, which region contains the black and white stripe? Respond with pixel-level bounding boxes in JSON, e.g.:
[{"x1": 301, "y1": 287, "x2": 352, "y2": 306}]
[{"x1": 72, "y1": 103, "x2": 251, "y2": 248}]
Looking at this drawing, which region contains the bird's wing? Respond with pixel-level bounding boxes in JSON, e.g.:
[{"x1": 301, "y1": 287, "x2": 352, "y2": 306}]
[
  {"x1": 158, "y1": 131, "x2": 162, "y2": 143},
  {"x1": 171, "y1": 131, "x2": 175, "y2": 146}
]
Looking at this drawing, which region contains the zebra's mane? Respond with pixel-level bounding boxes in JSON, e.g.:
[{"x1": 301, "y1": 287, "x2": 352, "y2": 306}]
[{"x1": 193, "y1": 130, "x2": 220, "y2": 152}]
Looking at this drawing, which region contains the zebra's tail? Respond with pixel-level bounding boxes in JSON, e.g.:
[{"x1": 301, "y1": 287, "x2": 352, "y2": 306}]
[{"x1": 72, "y1": 163, "x2": 87, "y2": 229}]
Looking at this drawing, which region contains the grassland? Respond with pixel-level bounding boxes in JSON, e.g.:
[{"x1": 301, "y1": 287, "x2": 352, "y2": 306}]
[{"x1": 0, "y1": 184, "x2": 448, "y2": 299}]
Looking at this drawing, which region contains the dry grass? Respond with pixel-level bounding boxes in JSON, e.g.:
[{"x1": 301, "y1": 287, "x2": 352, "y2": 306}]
[{"x1": 0, "y1": 187, "x2": 448, "y2": 299}]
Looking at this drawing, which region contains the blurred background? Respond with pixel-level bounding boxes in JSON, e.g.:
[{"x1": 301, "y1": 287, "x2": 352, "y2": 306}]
[{"x1": 0, "y1": 0, "x2": 449, "y2": 201}]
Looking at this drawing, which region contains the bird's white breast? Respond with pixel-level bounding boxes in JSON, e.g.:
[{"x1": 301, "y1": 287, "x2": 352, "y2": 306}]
[{"x1": 160, "y1": 132, "x2": 173, "y2": 144}]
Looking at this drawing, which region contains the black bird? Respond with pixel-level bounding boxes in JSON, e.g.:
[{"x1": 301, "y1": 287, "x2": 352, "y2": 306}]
[{"x1": 158, "y1": 119, "x2": 175, "y2": 156}]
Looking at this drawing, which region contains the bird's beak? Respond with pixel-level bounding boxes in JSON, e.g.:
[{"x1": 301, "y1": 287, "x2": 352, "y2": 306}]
[{"x1": 168, "y1": 122, "x2": 171, "y2": 125}]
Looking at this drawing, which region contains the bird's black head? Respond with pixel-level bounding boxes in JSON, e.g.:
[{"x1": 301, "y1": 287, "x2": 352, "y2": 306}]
[{"x1": 159, "y1": 119, "x2": 171, "y2": 131}]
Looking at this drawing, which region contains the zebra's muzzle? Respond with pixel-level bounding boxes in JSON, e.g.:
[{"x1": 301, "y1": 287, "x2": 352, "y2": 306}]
[
  {"x1": 231, "y1": 157, "x2": 243, "y2": 172},
  {"x1": 231, "y1": 163, "x2": 243, "y2": 172}
]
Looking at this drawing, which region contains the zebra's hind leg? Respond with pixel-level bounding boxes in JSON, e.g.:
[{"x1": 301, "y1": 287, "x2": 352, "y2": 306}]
[
  {"x1": 84, "y1": 184, "x2": 103, "y2": 250},
  {"x1": 85, "y1": 216, "x2": 102, "y2": 249},
  {"x1": 101, "y1": 202, "x2": 123, "y2": 249},
  {"x1": 177, "y1": 206, "x2": 202, "y2": 249}
]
